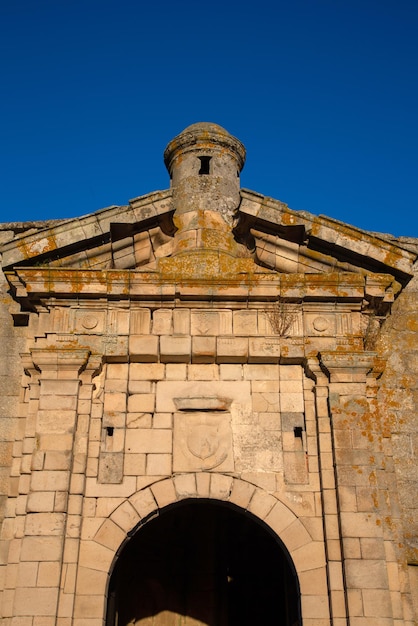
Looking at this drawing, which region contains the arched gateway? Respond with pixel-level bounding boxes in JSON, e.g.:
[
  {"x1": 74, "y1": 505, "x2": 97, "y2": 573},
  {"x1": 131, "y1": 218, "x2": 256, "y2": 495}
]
[
  {"x1": 106, "y1": 499, "x2": 300, "y2": 626},
  {"x1": 81, "y1": 475, "x2": 328, "y2": 625}
]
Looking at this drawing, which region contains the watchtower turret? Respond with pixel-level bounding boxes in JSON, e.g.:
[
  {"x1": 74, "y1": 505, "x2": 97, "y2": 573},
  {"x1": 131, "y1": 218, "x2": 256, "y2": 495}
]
[{"x1": 164, "y1": 122, "x2": 246, "y2": 226}]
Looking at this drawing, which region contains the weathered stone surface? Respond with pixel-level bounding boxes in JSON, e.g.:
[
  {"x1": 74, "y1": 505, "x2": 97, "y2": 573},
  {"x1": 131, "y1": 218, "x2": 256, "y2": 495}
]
[{"x1": 0, "y1": 122, "x2": 417, "y2": 625}]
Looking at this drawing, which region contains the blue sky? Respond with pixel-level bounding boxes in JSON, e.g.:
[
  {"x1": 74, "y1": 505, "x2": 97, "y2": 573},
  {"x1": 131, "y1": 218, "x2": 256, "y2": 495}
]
[{"x1": 1, "y1": 0, "x2": 417, "y2": 237}]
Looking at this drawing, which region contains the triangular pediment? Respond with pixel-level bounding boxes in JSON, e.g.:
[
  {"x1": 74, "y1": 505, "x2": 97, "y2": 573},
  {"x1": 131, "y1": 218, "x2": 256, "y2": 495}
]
[
  {"x1": 1, "y1": 188, "x2": 415, "y2": 286},
  {"x1": 0, "y1": 189, "x2": 175, "y2": 272},
  {"x1": 2, "y1": 187, "x2": 416, "y2": 323},
  {"x1": 235, "y1": 190, "x2": 416, "y2": 283}
]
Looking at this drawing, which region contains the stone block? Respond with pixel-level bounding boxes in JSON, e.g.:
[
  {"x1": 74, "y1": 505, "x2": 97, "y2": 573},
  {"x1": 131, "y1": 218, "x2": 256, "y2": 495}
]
[
  {"x1": 251, "y1": 380, "x2": 280, "y2": 393},
  {"x1": 228, "y1": 479, "x2": 255, "y2": 508},
  {"x1": 210, "y1": 474, "x2": 233, "y2": 499},
  {"x1": 248, "y1": 337, "x2": 281, "y2": 363},
  {"x1": 31, "y1": 471, "x2": 69, "y2": 492},
  {"x1": 40, "y1": 380, "x2": 80, "y2": 395},
  {"x1": 152, "y1": 309, "x2": 172, "y2": 334},
  {"x1": 343, "y1": 537, "x2": 361, "y2": 559},
  {"x1": 13, "y1": 587, "x2": 59, "y2": 616},
  {"x1": 191, "y1": 310, "x2": 232, "y2": 336},
  {"x1": 128, "y1": 335, "x2": 159, "y2": 362},
  {"x1": 124, "y1": 453, "x2": 146, "y2": 475},
  {"x1": 259, "y1": 412, "x2": 280, "y2": 430},
  {"x1": 94, "y1": 519, "x2": 126, "y2": 551},
  {"x1": 73, "y1": 594, "x2": 106, "y2": 618},
  {"x1": 299, "y1": 567, "x2": 328, "y2": 595},
  {"x1": 174, "y1": 473, "x2": 197, "y2": 497},
  {"x1": 78, "y1": 540, "x2": 114, "y2": 573},
  {"x1": 20, "y1": 536, "x2": 63, "y2": 561},
  {"x1": 39, "y1": 395, "x2": 78, "y2": 411},
  {"x1": 98, "y1": 452, "x2": 123, "y2": 484},
  {"x1": 26, "y1": 491, "x2": 55, "y2": 513},
  {"x1": 243, "y1": 364, "x2": 278, "y2": 380},
  {"x1": 85, "y1": 476, "x2": 136, "y2": 498},
  {"x1": 76, "y1": 566, "x2": 108, "y2": 595},
  {"x1": 103, "y1": 378, "x2": 126, "y2": 394},
  {"x1": 280, "y1": 392, "x2": 304, "y2": 412},
  {"x1": 216, "y1": 337, "x2": 248, "y2": 363},
  {"x1": 340, "y1": 512, "x2": 382, "y2": 538},
  {"x1": 126, "y1": 413, "x2": 152, "y2": 429},
  {"x1": 264, "y1": 501, "x2": 295, "y2": 536},
  {"x1": 129, "y1": 363, "x2": 164, "y2": 381},
  {"x1": 173, "y1": 309, "x2": 190, "y2": 334},
  {"x1": 25, "y1": 513, "x2": 65, "y2": 536},
  {"x1": 127, "y1": 380, "x2": 152, "y2": 394},
  {"x1": 129, "y1": 487, "x2": 157, "y2": 519},
  {"x1": 347, "y1": 588, "x2": 363, "y2": 616},
  {"x1": 146, "y1": 453, "x2": 172, "y2": 476},
  {"x1": 188, "y1": 363, "x2": 219, "y2": 380},
  {"x1": 127, "y1": 393, "x2": 155, "y2": 413},
  {"x1": 284, "y1": 450, "x2": 308, "y2": 484},
  {"x1": 292, "y1": 541, "x2": 326, "y2": 572},
  {"x1": 16, "y1": 561, "x2": 38, "y2": 587},
  {"x1": 37, "y1": 560, "x2": 61, "y2": 586},
  {"x1": 129, "y1": 309, "x2": 151, "y2": 335},
  {"x1": 196, "y1": 472, "x2": 211, "y2": 497},
  {"x1": 233, "y1": 310, "x2": 258, "y2": 335},
  {"x1": 330, "y1": 590, "x2": 347, "y2": 618},
  {"x1": 151, "y1": 479, "x2": 177, "y2": 508},
  {"x1": 280, "y1": 365, "x2": 303, "y2": 380},
  {"x1": 345, "y1": 559, "x2": 389, "y2": 589},
  {"x1": 360, "y1": 537, "x2": 386, "y2": 559},
  {"x1": 280, "y1": 379, "x2": 304, "y2": 393},
  {"x1": 160, "y1": 335, "x2": 191, "y2": 362},
  {"x1": 252, "y1": 392, "x2": 279, "y2": 412},
  {"x1": 103, "y1": 392, "x2": 126, "y2": 413},
  {"x1": 328, "y1": 561, "x2": 345, "y2": 590},
  {"x1": 248, "y1": 490, "x2": 276, "y2": 519},
  {"x1": 300, "y1": 594, "x2": 330, "y2": 619},
  {"x1": 103, "y1": 412, "x2": 126, "y2": 429},
  {"x1": 153, "y1": 413, "x2": 172, "y2": 428},
  {"x1": 281, "y1": 412, "x2": 305, "y2": 431},
  {"x1": 44, "y1": 451, "x2": 71, "y2": 471},
  {"x1": 191, "y1": 336, "x2": 216, "y2": 363},
  {"x1": 362, "y1": 589, "x2": 393, "y2": 617},
  {"x1": 37, "y1": 410, "x2": 77, "y2": 434},
  {"x1": 165, "y1": 363, "x2": 187, "y2": 380},
  {"x1": 219, "y1": 364, "x2": 243, "y2": 380},
  {"x1": 107, "y1": 364, "x2": 129, "y2": 380},
  {"x1": 125, "y1": 429, "x2": 172, "y2": 454}
]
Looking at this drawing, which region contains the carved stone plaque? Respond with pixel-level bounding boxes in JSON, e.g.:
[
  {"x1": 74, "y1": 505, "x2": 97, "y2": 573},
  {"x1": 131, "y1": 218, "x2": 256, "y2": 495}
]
[{"x1": 173, "y1": 412, "x2": 234, "y2": 472}]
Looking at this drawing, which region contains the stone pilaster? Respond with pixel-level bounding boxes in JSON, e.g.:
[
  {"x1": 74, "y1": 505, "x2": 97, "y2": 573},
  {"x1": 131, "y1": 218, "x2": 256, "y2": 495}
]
[
  {"x1": 2, "y1": 346, "x2": 93, "y2": 624},
  {"x1": 321, "y1": 351, "x2": 396, "y2": 626},
  {"x1": 308, "y1": 356, "x2": 348, "y2": 626}
]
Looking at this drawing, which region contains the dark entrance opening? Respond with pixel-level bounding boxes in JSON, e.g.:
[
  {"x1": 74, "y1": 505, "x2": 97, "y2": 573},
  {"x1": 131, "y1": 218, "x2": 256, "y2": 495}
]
[{"x1": 107, "y1": 499, "x2": 301, "y2": 626}]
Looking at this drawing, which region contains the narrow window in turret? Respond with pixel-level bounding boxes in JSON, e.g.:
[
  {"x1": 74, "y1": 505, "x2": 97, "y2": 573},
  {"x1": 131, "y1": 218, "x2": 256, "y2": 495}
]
[{"x1": 198, "y1": 156, "x2": 211, "y2": 175}]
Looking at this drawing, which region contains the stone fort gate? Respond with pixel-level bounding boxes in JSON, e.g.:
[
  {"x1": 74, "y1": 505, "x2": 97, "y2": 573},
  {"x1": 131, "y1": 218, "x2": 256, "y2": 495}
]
[{"x1": 1, "y1": 123, "x2": 418, "y2": 625}]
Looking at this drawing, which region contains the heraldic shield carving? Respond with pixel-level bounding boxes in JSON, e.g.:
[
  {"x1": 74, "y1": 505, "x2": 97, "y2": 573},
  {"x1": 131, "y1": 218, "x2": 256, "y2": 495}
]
[{"x1": 173, "y1": 412, "x2": 234, "y2": 472}]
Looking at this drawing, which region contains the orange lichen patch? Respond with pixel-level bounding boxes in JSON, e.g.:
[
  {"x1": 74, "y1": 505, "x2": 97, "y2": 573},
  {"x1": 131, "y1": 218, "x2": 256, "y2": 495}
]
[
  {"x1": 337, "y1": 393, "x2": 396, "y2": 447},
  {"x1": 280, "y1": 211, "x2": 298, "y2": 226},
  {"x1": 406, "y1": 317, "x2": 418, "y2": 332},
  {"x1": 362, "y1": 430, "x2": 374, "y2": 442},
  {"x1": 16, "y1": 231, "x2": 59, "y2": 261}
]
